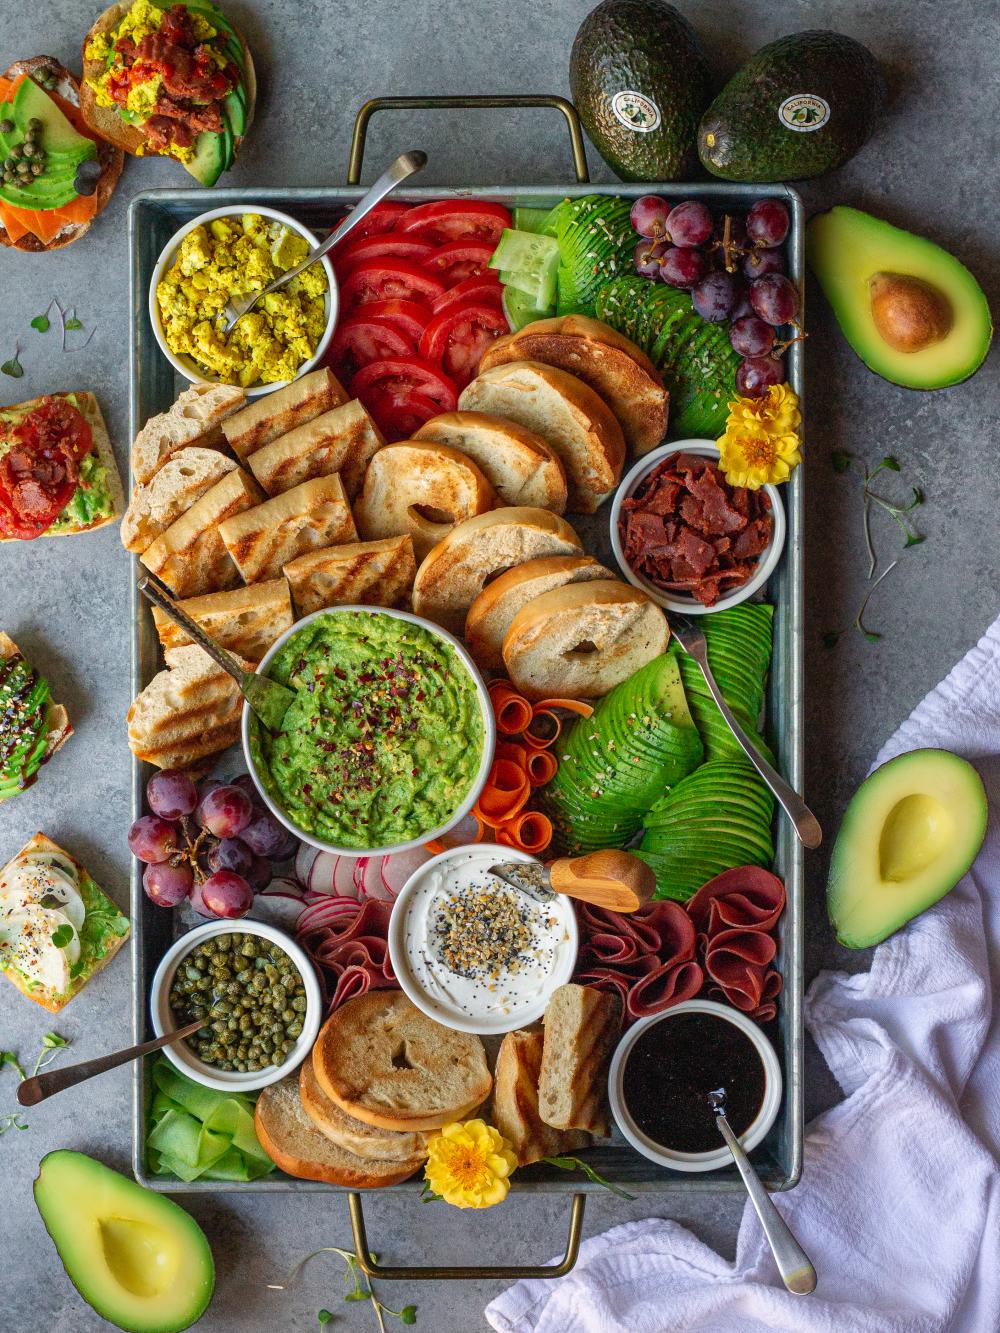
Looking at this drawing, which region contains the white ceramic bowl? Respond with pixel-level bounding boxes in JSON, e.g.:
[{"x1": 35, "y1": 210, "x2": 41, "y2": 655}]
[
  {"x1": 242, "y1": 606, "x2": 496, "y2": 859},
  {"x1": 150, "y1": 919, "x2": 322, "y2": 1093},
  {"x1": 388, "y1": 844, "x2": 579, "y2": 1034},
  {"x1": 148, "y1": 205, "x2": 337, "y2": 399},
  {"x1": 608, "y1": 998, "x2": 782, "y2": 1173},
  {"x1": 610, "y1": 440, "x2": 786, "y2": 615}
]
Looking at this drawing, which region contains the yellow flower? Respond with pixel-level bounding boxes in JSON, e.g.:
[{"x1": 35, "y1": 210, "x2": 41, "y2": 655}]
[
  {"x1": 424, "y1": 1119, "x2": 518, "y2": 1209},
  {"x1": 717, "y1": 383, "x2": 803, "y2": 490}
]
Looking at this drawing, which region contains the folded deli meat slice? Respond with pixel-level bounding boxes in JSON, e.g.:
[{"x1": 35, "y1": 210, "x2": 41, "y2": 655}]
[
  {"x1": 151, "y1": 580, "x2": 294, "y2": 663},
  {"x1": 685, "y1": 867, "x2": 786, "y2": 1022},
  {"x1": 127, "y1": 645, "x2": 249, "y2": 771},
  {"x1": 222, "y1": 368, "x2": 348, "y2": 461},
  {"x1": 219, "y1": 474, "x2": 357, "y2": 584},
  {"x1": 283, "y1": 536, "x2": 416, "y2": 618},
  {"x1": 140, "y1": 467, "x2": 264, "y2": 598},
  {"x1": 247, "y1": 399, "x2": 384, "y2": 500},
  {"x1": 413, "y1": 411, "x2": 568, "y2": 513},
  {"x1": 574, "y1": 900, "x2": 704, "y2": 1022}
]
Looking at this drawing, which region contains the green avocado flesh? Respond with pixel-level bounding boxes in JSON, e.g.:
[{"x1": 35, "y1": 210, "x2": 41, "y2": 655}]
[
  {"x1": 48, "y1": 451, "x2": 115, "y2": 531},
  {"x1": 675, "y1": 604, "x2": 775, "y2": 762},
  {"x1": 0, "y1": 653, "x2": 50, "y2": 800},
  {"x1": 34, "y1": 1151, "x2": 214, "y2": 1333},
  {"x1": 0, "y1": 80, "x2": 96, "y2": 210},
  {"x1": 807, "y1": 206, "x2": 993, "y2": 389},
  {"x1": 547, "y1": 194, "x2": 636, "y2": 318},
  {"x1": 827, "y1": 748, "x2": 988, "y2": 948}
]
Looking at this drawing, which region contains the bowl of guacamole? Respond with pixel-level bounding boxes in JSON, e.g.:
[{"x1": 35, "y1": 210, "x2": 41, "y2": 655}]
[{"x1": 243, "y1": 607, "x2": 495, "y2": 857}]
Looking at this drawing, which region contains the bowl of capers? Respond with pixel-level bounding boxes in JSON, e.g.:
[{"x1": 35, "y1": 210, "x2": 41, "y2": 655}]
[{"x1": 150, "y1": 919, "x2": 322, "y2": 1092}]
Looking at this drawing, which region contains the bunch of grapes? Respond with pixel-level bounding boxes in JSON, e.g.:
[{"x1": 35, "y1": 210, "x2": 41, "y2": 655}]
[
  {"x1": 630, "y1": 195, "x2": 801, "y2": 397},
  {"x1": 128, "y1": 770, "x2": 299, "y2": 919}
]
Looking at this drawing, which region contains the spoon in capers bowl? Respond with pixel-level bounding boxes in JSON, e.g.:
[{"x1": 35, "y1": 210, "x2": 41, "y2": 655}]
[{"x1": 17, "y1": 1020, "x2": 204, "y2": 1107}]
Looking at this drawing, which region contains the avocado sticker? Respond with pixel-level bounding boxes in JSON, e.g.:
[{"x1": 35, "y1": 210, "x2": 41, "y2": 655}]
[
  {"x1": 778, "y1": 94, "x2": 830, "y2": 132},
  {"x1": 610, "y1": 90, "x2": 662, "y2": 133}
]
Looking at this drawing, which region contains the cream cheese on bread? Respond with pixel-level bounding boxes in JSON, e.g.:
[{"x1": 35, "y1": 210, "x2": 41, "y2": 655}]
[{"x1": 0, "y1": 850, "x2": 85, "y2": 994}]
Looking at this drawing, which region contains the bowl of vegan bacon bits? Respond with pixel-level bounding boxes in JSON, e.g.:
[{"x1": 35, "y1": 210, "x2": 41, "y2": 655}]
[{"x1": 611, "y1": 442, "x2": 785, "y2": 615}]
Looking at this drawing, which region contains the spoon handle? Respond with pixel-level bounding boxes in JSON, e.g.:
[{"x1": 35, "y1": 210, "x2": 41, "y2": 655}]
[
  {"x1": 17, "y1": 1019, "x2": 204, "y2": 1107},
  {"x1": 138, "y1": 573, "x2": 248, "y2": 687},
  {"x1": 715, "y1": 1113, "x2": 817, "y2": 1295},
  {"x1": 548, "y1": 851, "x2": 656, "y2": 912}
]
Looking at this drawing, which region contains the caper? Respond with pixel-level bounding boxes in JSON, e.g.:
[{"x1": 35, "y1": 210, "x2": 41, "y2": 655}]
[
  {"x1": 29, "y1": 161, "x2": 43, "y2": 176},
  {"x1": 9, "y1": 142, "x2": 23, "y2": 159},
  {"x1": 241, "y1": 938, "x2": 256, "y2": 957},
  {"x1": 15, "y1": 159, "x2": 30, "y2": 175},
  {"x1": 291, "y1": 996, "x2": 306, "y2": 1014},
  {"x1": 287, "y1": 1021, "x2": 303, "y2": 1039},
  {"x1": 2, "y1": 172, "x2": 14, "y2": 185},
  {"x1": 185, "y1": 964, "x2": 202, "y2": 982},
  {"x1": 21, "y1": 143, "x2": 35, "y2": 159},
  {"x1": 216, "y1": 934, "x2": 232, "y2": 952},
  {"x1": 0, "y1": 119, "x2": 13, "y2": 135},
  {"x1": 27, "y1": 117, "x2": 42, "y2": 133}
]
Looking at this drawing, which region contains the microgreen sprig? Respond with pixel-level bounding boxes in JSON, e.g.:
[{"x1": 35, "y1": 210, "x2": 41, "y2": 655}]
[
  {"x1": 0, "y1": 1113, "x2": 27, "y2": 1135},
  {"x1": 268, "y1": 1247, "x2": 416, "y2": 1331},
  {"x1": 1, "y1": 342, "x2": 23, "y2": 378},
  {"x1": 28, "y1": 299, "x2": 95, "y2": 352},
  {"x1": 542, "y1": 1155, "x2": 637, "y2": 1201}
]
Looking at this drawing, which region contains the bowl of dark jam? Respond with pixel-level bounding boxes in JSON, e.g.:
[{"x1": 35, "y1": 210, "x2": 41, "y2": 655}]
[{"x1": 608, "y1": 999, "x2": 782, "y2": 1172}]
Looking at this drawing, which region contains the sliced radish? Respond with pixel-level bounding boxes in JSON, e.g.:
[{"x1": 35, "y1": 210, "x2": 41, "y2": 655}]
[
  {"x1": 353, "y1": 857, "x2": 369, "y2": 897},
  {"x1": 307, "y1": 851, "x2": 339, "y2": 895},
  {"x1": 334, "y1": 855, "x2": 361, "y2": 898},
  {"x1": 379, "y1": 846, "x2": 436, "y2": 897}
]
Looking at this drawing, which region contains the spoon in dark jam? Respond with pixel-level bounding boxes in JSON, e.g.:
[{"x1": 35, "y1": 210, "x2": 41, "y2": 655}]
[{"x1": 708, "y1": 1088, "x2": 817, "y2": 1295}]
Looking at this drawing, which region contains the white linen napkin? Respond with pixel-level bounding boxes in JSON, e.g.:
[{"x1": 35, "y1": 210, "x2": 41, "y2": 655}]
[{"x1": 487, "y1": 616, "x2": 1000, "y2": 1333}]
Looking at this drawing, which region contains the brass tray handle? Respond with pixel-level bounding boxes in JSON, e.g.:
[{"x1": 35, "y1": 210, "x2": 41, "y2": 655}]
[
  {"x1": 348, "y1": 1190, "x2": 586, "y2": 1280},
  {"x1": 348, "y1": 95, "x2": 590, "y2": 185}
]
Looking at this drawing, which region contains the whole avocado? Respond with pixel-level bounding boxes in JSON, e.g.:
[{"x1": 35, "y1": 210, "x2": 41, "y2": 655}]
[
  {"x1": 570, "y1": 0, "x2": 712, "y2": 181},
  {"x1": 698, "y1": 31, "x2": 886, "y2": 182}
]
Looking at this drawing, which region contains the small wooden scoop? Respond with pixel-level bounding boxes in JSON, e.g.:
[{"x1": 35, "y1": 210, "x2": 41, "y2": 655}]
[{"x1": 489, "y1": 849, "x2": 656, "y2": 914}]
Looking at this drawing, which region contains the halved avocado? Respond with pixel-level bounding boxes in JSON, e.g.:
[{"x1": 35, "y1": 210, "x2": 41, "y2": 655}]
[
  {"x1": 827, "y1": 748, "x2": 988, "y2": 948},
  {"x1": 34, "y1": 1150, "x2": 215, "y2": 1332},
  {"x1": 807, "y1": 206, "x2": 992, "y2": 389}
]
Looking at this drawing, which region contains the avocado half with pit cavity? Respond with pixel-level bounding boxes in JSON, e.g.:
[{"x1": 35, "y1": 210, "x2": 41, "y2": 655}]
[
  {"x1": 807, "y1": 206, "x2": 992, "y2": 388},
  {"x1": 34, "y1": 1150, "x2": 215, "y2": 1332},
  {"x1": 827, "y1": 748, "x2": 988, "y2": 949}
]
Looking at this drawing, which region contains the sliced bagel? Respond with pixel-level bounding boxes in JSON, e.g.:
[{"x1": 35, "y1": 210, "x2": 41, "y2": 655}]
[
  {"x1": 459, "y1": 361, "x2": 625, "y2": 513},
  {"x1": 413, "y1": 411, "x2": 567, "y2": 513},
  {"x1": 300, "y1": 1059, "x2": 428, "y2": 1165},
  {"x1": 465, "y1": 554, "x2": 613, "y2": 673},
  {"x1": 254, "y1": 1074, "x2": 423, "y2": 1188},
  {"x1": 312, "y1": 991, "x2": 492, "y2": 1132},
  {"x1": 411, "y1": 507, "x2": 583, "y2": 636},
  {"x1": 503, "y1": 580, "x2": 670, "y2": 701},
  {"x1": 354, "y1": 441, "x2": 496, "y2": 562}
]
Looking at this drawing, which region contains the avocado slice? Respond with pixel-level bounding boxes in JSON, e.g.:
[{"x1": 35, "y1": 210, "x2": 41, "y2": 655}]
[
  {"x1": 34, "y1": 1150, "x2": 215, "y2": 1332},
  {"x1": 807, "y1": 206, "x2": 992, "y2": 389},
  {"x1": 223, "y1": 89, "x2": 246, "y2": 138},
  {"x1": 184, "y1": 129, "x2": 227, "y2": 187},
  {"x1": 13, "y1": 77, "x2": 98, "y2": 158},
  {"x1": 827, "y1": 748, "x2": 987, "y2": 949},
  {"x1": 0, "y1": 167, "x2": 83, "y2": 210}
]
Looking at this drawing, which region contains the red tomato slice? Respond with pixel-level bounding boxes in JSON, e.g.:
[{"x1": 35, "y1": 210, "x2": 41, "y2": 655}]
[
  {"x1": 0, "y1": 398, "x2": 93, "y2": 539},
  {"x1": 340, "y1": 259, "x2": 447, "y2": 310},
  {"x1": 352, "y1": 356, "x2": 458, "y2": 413},
  {"x1": 326, "y1": 316, "x2": 415, "y2": 384},
  {"x1": 431, "y1": 274, "x2": 503, "y2": 316},
  {"x1": 417, "y1": 304, "x2": 511, "y2": 390},
  {"x1": 423, "y1": 240, "x2": 496, "y2": 288},
  {"x1": 396, "y1": 200, "x2": 512, "y2": 246},
  {"x1": 18, "y1": 398, "x2": 94, "y2": 462},
  {"x1": 357, "y1": 299, "x2": 432, "y2": 343},
  {"x1": 334, "y1": 233, "x2": 436, "y2": 274},
  {"x1": 365, "y1": 387, "x2": 442, "y2": 442},
  {"x1": 330, "y1": 200, "x2": 412, "y2": 241}
]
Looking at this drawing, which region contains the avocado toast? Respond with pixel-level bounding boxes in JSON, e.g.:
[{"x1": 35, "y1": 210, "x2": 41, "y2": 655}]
[{"x1": 0, "y1": 634, "x2": 71, "y2": 801}]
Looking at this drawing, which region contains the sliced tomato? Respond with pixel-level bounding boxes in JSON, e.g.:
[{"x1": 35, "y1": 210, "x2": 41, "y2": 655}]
[
  {"x1": 365, "y1": 387, "x2": 443, "y2": 441},
  {"x1": 340, "y1": 259, "x2": 447, "y2": 311},
  {"x1": 423, "y1": 240, "x2": 496, "y2": 288},
  {"x1": 356, "y1": 299, "x2": 432, "y2": 344},
  {"x1": 0, "y1": 398, "x2": 93, "y2": 539},
  {"x1": 431, "y1": 273, "x2": 503, "y2": 316},
  {"x1": 330, "y1": 200, "x2": 412, "y2": 241},
  {"x1": 353, "y1": 356, "x2": 458, "y2": 410},
  {"x1": 16, "y1": 398, "x2": 94, "y2": 463},
  {"x1": 396, "y1": 200, "x2": 512, "y2": 246},
  {"x1": 326, "y1": 316, "x2": 415, "y2": 384},
  {"x1": 334, "y1": 233, "x2": 436, "y2": 274},
  {"x1": 417, "y1": 304, "x2": 510, "y2": 390}
]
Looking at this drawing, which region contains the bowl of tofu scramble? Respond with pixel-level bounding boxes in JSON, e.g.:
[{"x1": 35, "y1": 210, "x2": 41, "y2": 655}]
[{"x1": 149, "y1": 205, "x2": 336, "y2": 397}]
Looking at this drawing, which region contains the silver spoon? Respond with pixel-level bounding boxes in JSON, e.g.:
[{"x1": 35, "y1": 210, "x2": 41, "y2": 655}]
[
  {"x1": 17, "y1": 1019, "x2": 203, "y2": 1106},
  {"x1": 670, "y1": 617, "x2": 822, "y2": 848},
  {"x1": 220, "y1": 149, "x2": 428, "y2": 333},
  {"x1": 708, "y1": 1090, "x2": 817, "y2": 1295}
]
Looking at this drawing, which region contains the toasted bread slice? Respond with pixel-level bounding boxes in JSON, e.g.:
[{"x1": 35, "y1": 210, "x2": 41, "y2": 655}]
[
  {"x1": 255, "y1": 1074, "x2": 423, "y2": 1188},
  {"x1": 222, "y1": 369, "x2": 348, "y2": 461},
  {"x1": 0, "y1": 634, "x2": 72, "y2": 800},
  {"x1": 127, "y1": 644, "x2": 248, "y2": 770},
  {"x1": 284, "y1": 537, "x2": 416, "y2": 618},
  {"x1": 503, "y1": 579, "x2": 669, "y2": 701},
  {"x1": 247, "y1": 399, "x2": 384, "y2": 500},
  {"x1": 355, "y1": 441, "x2": 497, "y2": 562},
  {"x1": 414, "y1": 411, "x2": 567, "y2": 513},
  {"x1": 411, "y1": 507, "x2": 583, "y2": 636},
  {"x1": 492, "y1": 1028, "x2": 593, "y2": 1166},
  {"x1": 219, "y1": 474, "x2": 357, "y2": 584},
  {"x1": 121, "y1": 446, "x2": 238, "y2": 554},
  {"x1": 538, "y1": 984, "x2": 622, "y2": 1136},
  {"x1": 465, "y1": 554, "x2": 612, "y2": 672},
  {"x1": 140, "y1": 467, "x2": 262, "y2": 597},
  {"x1": 459, "y1": 361, "x2": 625, "y2": 513},
  {"x1": 300, "y1": 1060, "x2": 428, "y2": 1165},
  {"x1": 131, "y1": 384, "x2": 245, "y2": 486},
  {"x1": 479, "y1": 316, "x2": 668, "y2": 456},
  {"x1": 312, "y1": 992, "x2": 492, "y2": 1132},
  {"x1": 151, "y1": 580, "x2": 294, "y2": 663}
]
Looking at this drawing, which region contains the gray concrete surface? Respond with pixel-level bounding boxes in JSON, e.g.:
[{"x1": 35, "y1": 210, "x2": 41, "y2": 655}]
[{"x1": 1, "y1": 0, "x2": 997, "y2": 1329}]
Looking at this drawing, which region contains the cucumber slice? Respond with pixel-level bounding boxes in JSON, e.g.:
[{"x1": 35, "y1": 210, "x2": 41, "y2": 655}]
[
  {"x1": 499, "y1": 268, "x2": 549, "y2": 302},
  {"x1": 489, "y1": 229, "x2": 559, "y2": 308},
  {"x1": 513, "y1": 205, "x2": 558, "y2": 235},
  {"x1": 502, "y1": 286, "x2": 554, "y2": 332}
]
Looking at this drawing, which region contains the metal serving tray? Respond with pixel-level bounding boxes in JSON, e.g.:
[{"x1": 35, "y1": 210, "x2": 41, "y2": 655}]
[{"x1": 128, "y1": 95, "x2": 805, "y2": 1278}]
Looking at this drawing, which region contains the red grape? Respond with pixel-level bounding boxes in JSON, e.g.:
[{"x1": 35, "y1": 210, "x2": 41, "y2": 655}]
[
  {"x1": 199, "y1": 871, "x2": 253, "y2": 919},
  {"x1": 232, "y1": 773, "x2": 264, "y2": 807},
  {"x1": 247, "y1": 855, "x2": 273, "y2": 891},
  {"x1": 730, "y1": 316, "x2": 777, "y2": 358},
  {"x1": 732, "y1": 290, "x2": 754, "y2": 320},
  {"x1": 736, "y1": 356, "x2": 785, "y2": 397},
  {"x1": 743, "y1": 247, "x2": 786, "y2": 280},
  {"x1": 691, "y1": 271, "x2": 741, "y2": 323},
  {"x1": 660, "y1": 246, "x2": 707, "y2": 289},
  {"x1": 197, "y1": 785, "x2": 254, "y2": 839},
  {"x1": 146, "y1": 770, "x2": 198, "y2": 821},
  {"x1": 128, "y1": 815, "x2": 178, "y2": 865},
  {"x1": 241, "y1": 809, "x2": 290, "y2": 858},
  {"x1": 633, "y1": 238, "x2": 665, "y2": 280},
  {"x1": 750, "y1": 274, "x2": 798, "y2": 326},
  {"x1": 666, "y1": 201, "x2": 712, "y2": 247},
  {"x1": 143, "y1": 861, "x2": 193, "y2": 908},
  {"x1": 273, "y1": 828, "x2": 300, "y2": 861},
  {"x1": 630, "y1": 195, "x2": 671, "y2": 239},
  {"x1": 208, "y1": 838, "x2": 253, "y2": 876},
  {"x1": 746, "y1": 199, "x2": 790, "y2": 248}
]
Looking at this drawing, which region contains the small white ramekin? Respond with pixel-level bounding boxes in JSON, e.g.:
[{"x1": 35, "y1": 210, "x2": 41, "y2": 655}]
[
  {"x1": 242, "y1": 606, "x2": 496, "y2": 859},
  {"x1": 608, "y1": 998, "x2": 782, "y2": 1172},
  {"x1": 148, "y1": 204, "x2": 337, "y2": 398},
  {"x1": 610, "y1": 440, "x2": 786, "y2": 615},
  {"x1": 150, "y1": 918, "x2": 322, "y2": 1093}
]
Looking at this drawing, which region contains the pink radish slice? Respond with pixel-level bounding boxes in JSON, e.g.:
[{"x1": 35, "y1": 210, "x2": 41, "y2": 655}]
[
  {"x1": 353, "y1": 857, "x2": 368, "y2": 897},
  {"x1": 307, "y1": 851, "x2": 340, "y2": 896},
  {"x1": 334, "y1": 855, "x2": 360, "y2": 898},
  {"x1": 380, "y1": 846, "x2": 435, "y2": 896},
  {"x1": 261, "y1": 875, "x2": 305, "y2": 901},
  {"x1": 295, "y1": 843, "x2": 319, "y2": 887},
  {"x1": 362, "y1": 855, "x2": 392, "y2": 901},
  {"x1": 252, "y1": 878, "x2": 306, "y2": 929}
]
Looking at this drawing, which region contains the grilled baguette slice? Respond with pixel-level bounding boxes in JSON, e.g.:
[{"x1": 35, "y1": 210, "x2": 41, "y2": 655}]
[
  {"x1": 459, "y1": 361, "x2": 625, "y2": 513},
  {"x1": 219, "y1": 474, "x2": 357, "y2": 584},
  {"x1": 503, "y1": 579, "x2": 669, "y2": 701},
  {"x1": 255, "y1": 1074, "x2": 424, "y2": 1188},
  {"x1": 284, "y1": 536, "x2": 416, "y2": 617},
  {"x1": 121, "y1": 446, "x2": 238, "y2": 553},
  {"x1": 355, "y1": 441, "x2": 496, "y2": 562},
  {"x1": 151, "y1": 580, "x2": 294, "y2": 663},
  {"x1": 492, "y1": 1028, "x2": 592, "y2": 1167},
  {"x1": 412, "y1": 507, "x2": 583, "y2": 636},
  {"x1": 300, "y1": 1059, "x2": 428, "y2": 1165},
  {"x1": 139, "y1": 467, "x2": 263, "y2": 598},
  {"x1": 413, "y1": 411, "x2": 567, "y2": 513},
  {"x1": 0, "y1": 634, "x2": 71, "y2": 799},
  {"x1": 538, "y1": 984, "x2": 622, "y2": 1136},
  {"x1": 312, "y1": 992, "x2": 492, "y2": 1132},
  {"x1": 247, "y1": 399, "x2": 384, "y2": 499},
  {"x1": 222, "y1": 369, "x2": 348, "y2": 461},
  {"x1": 131, "y1": 384, "x2": 245, "y2": 485},
  {"x1": 479, "y1": 315, "x2": 668, "y2": 456},
  {"x1": 126, "y1": 644, "x2": 248, "y2": 771},
  {"x1": 465, "y1": 554, "x2": 612, "y2": 673}
]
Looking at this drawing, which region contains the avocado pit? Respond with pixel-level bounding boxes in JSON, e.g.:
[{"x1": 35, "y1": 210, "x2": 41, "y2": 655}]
[{"x1": 869, "y1": 272, "x2": 953, "y2": 353}]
